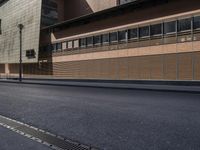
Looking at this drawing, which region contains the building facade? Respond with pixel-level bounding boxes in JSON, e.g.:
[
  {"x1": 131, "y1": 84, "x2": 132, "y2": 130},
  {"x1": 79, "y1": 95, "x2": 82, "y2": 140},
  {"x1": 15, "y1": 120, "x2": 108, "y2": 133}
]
[
  {"x1": 0, "y1": 0, "x2": 42, "y2": 74},
  {"x1": 1, "y1": 0, "x2": 200, "y2": 80}
]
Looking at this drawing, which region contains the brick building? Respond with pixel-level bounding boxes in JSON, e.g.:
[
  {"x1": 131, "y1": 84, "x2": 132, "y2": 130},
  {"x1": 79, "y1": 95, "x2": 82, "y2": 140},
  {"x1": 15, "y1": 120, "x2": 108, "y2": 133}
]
[{"x1": 1, "y1": 0, "x2": 200, "y2": 80}]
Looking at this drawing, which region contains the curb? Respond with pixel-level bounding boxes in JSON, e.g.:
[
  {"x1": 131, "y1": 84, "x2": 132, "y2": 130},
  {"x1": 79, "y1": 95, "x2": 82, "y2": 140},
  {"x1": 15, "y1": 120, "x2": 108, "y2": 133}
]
[{"x1": 0, "y1": 79, "x2": 200, "y2": 94}]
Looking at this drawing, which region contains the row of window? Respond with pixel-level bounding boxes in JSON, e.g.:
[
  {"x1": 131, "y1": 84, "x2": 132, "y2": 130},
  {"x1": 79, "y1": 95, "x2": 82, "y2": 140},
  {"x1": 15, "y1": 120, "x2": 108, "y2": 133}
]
[{"x1": 45, "y1": 16, "x2": 200, "y2": 52}]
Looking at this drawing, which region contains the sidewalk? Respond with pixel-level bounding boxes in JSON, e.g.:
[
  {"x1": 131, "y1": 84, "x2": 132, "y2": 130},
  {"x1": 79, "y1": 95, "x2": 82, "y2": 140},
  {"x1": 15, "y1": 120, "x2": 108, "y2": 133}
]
[
  {"x1": 1, "y1": 78, "x2": 200, "y2": 93},
  {"x1": 0, "y1": 126, "x2": 51, "y2": 150}
]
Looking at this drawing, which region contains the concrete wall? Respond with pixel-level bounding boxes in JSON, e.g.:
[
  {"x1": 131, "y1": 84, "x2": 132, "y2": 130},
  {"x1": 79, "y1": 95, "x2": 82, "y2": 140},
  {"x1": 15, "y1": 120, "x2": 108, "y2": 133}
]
[
  {"x1": 64, "y1": 0, "x2": 117, "y2": 20},
  {"x1": 0, "y1": 0, "x2": 42, "y2": 64}
]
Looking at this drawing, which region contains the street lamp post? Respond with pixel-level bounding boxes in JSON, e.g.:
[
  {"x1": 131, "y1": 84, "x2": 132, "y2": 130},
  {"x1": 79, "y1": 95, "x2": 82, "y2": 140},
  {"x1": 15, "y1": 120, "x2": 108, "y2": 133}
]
[{"x1": 17, "y1": 24, "x2": 24, "y2": 82}]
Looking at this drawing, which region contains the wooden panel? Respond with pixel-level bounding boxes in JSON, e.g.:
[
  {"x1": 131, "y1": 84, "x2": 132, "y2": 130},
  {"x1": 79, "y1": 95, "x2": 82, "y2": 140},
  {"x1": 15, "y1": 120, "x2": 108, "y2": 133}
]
[
  {"x1": 109, "y1": 58, "x2": 119, "y2": 80},
  {"x1": 18, "y1": 52, "x2": 197, "y2": 80},
  {"x1": 137, "y1": 56, "x2": 151, "y2": 80},
  {"x1": 150, "y1": 55, "x2": 163, "y2": 80},
  {"x1": 163, "y1": 54, "x2": 177, "y2": 80},
  {"x1": 99, "y1": 59, "x2": 110, "y2": 79},
  {"x1": 128, "y1": 57, "x2": 139, "y2": 80},
  {"x1": 178, "y1": 53, "x2": 193, "y2": 80},
  {"x1": 0, "y1": 64, "x2": 5, "y2": 73},
  {"x1": 9, "y1": 64, "x2": 19, "y2": 74},
  {"x1": 119, "y1": 57, "x2": 129, "y2": 80},
  {"x1": 194, "y1": 52, "x2": 200, "y2": 80}
]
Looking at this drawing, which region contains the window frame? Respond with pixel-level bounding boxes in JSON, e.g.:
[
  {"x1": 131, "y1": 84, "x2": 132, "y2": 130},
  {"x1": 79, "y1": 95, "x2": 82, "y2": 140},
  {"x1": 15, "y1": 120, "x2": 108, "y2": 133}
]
[
  {"x1": 139, "y1": 26, "x2": 150, "y2": 38},
  {"x1": 118, "y1": 30, "x2": 128, "y2": 42},
  {"x1": 193, "y1": 15, "x2": 200, "y2": 30},
  {"x1": 62, "y1": 42, "x2": 67, "y2": 50},
  {"x1": 79, "y1": 38, "x2": 87, "y2": 48},
  {"x1": 56, "y1": 43, "x2": 62, "y2": 51},
  {"x1": 109, "y1": 32, "x2": 118, "y2": 43},
  {"x1": 93, "y1": 35, "x2": 102, "y2": 46},
  {"x1": 102, "y1": 34, "x2": 110, "y2": 45},
  {"x1": 86, "y1": 36, "x2": 93, "y2": 47},
  {"x1": 128, "y1": 28, "x2": 138, "y2": 40},
  {"x1": 73, "y1": 39, "x2": 79, "y2": 49},
  {"x1": 67, "y1": 41, "x2": 73, "y2": 49},
  {"x1": 150, "y1": 23, "x2": 163, "y2": 37},
  {"x1": 52, "y1": 43, "x2": 57, "y2": 52},
  {"x1": 26, "y1": 49, "x2": 35, "y2": 58},
  {"x1": 164, "y1": 20, "x2": 177, "y2": 35},
  {"x1": 178, "y1": 17, "x2": 192, "y2": 33}
]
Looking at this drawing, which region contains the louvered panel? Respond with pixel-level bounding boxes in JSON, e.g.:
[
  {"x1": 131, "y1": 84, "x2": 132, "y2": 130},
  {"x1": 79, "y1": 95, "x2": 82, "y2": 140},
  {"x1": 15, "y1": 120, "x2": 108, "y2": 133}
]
[
  {"x1": 178, "y1": 53, "x2": 193, "y2": 80},
  {"x1": 163, "y1": 54, "x2": 177, "y2": 80}
]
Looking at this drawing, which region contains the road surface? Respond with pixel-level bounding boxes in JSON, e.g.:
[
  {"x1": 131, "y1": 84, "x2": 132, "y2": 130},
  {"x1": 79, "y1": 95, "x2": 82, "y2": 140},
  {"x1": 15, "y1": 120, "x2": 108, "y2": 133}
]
[{"x1": 0, "y1": 82, "x2": 200, "y2": 150}]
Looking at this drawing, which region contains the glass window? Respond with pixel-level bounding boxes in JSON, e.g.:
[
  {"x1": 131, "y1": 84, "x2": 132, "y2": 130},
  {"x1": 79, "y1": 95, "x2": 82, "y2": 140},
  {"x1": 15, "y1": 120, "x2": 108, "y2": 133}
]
[
  {"x1": 56, "y1": 43, "x2": 62, "y2": 50},
  {"x1": 151, "y1": 23, "x2": 162, "y2": 36},
  {"x1": 67, "y1": 41, "x2": 73, "y2": 49},
  {"x1": 110, "y1": 32, "x2": 118, "y2": 42},
  {"x1": 73, "y1": 40, "x2": 79, "y2": 48},
  {"x1": 178, "y1": 18, "x2": 192, "y2": 32},
  {"x1": 26, "y1": 50, "x2": 35, "y2": 58},
  {"x1": 118, "y1": 30, "x2": 127, "y2": 41},
  {"x1": 194, "y1": 16, "x2": 200, "y2": 30},
  {"x1": 52, "y1": 44, "x2": 56, "y2": 51},
  {"x1": 62, "y1": 42, "x2": 67, "y2": 50},
  {"x1": 86, "y1": 37, "x2": 93, "y2": 46},
  {"x1": 79, "y1": 38, "x2": 86, "y2": 48},
  {"x1": 164, "y1": 21, "x2": 176, "y2": 34},
  {"x1": 128, "y1": 28, "x2": 138, "y2": 39},
  {"x1": 102, "y1": 34, "x2": 109, "y2": 44},
  {"x1": 94, "y1": 35, "x2": 101, "y2": 45},
  {"x1": 139, "y1": 26, "x2": 150, "y2": 38}
]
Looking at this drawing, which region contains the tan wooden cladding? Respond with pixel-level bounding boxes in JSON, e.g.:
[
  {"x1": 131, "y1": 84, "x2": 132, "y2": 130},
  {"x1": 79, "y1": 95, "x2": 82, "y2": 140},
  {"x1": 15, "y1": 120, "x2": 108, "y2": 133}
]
[
  {"x1": 0, "y1": 64, "x2": 5, "y2": 73},
  {"x1": 163, "y1": 54, "x2": 177, "y2": 80},
  {"x1": 2, "y1": 52, "x2": 200, "y2": 81},
  {"x1": 46, "y1": 52, "x2": 200, "y2": 80},
  {"x1": 194, "y1": 52, "x2": 200, "y2": 80}
]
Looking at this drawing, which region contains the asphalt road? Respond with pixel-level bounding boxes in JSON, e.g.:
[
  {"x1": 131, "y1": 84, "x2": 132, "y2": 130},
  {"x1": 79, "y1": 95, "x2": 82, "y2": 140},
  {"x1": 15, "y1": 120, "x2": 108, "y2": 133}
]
[{"x1": 0, "y1": 82, "x2": 200, "y2": 150}]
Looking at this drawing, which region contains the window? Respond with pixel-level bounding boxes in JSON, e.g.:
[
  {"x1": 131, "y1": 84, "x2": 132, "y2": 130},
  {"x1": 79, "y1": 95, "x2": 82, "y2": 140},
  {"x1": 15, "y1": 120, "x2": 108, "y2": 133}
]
[
  {"x1": 178, "y1": 18, "x2": 192, "y2": 32},
  {"x1": 67, "y1": 41, "x2": 73, "y2": 49},
  {"x1": 52, "y1": 44, "x2": 56, "y2": 51},
  {"x1": 79, "y1": 38, "x2": 86, "y2": 48},
  {"x1": 139, "y1": 26, "x2": 150, "y2": 38},
  {"x1": 86, "y1": 37, "x2": 93, "y2": 47},
  {"x1": 118, "y1": 30, "x2": 127, "y2": 42},
  {"x1": 102, "y1": 34, "x2": 109, "y2": 44},
  {"x1": 164, "y1": 21, "x2": 176, "y2": 34},
  {"x1": 94, "y1": 35, "x2": 101, "y2": 45},
  {"x1": 151, "y1": 23, "x2": 162, "y2": 36},
  {"x1": 26, "y1": 49, "x2": 35, "y2": 58},
  {"x1": 62, "y1": 42, "x2": 67, "y2": 50},
  {"x1": 73, "y1": 40, "x2": 79, "y2": 48},
  {"x1": 56, "y1": 43, "x2": 62, "y2": 50},
  {"x1": 194, "y1": 16, "x2": 200, "y2": 30},
  {"x1": 128, "y1": 28, "x2": 138, "y2": 39},
  {"x1": 110, "y1": 32, "x2": 118, "y2": 42}
]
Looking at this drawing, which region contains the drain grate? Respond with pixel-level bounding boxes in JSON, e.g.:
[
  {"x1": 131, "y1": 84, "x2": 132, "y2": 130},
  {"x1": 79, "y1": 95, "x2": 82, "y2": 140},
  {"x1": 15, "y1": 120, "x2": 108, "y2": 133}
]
[{"x1": 0, "y1": 115, "x2": 99, "y2": 150}]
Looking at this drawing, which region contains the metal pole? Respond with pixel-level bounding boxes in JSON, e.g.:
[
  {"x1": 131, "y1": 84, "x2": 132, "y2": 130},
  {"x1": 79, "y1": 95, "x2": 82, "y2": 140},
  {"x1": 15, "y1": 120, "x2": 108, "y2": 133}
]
[{"x1": 18, "y1": 24, "x2": 23, "y2": 82}]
